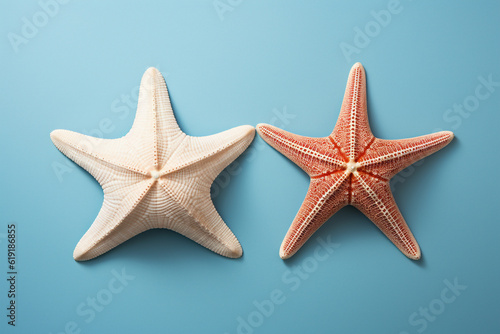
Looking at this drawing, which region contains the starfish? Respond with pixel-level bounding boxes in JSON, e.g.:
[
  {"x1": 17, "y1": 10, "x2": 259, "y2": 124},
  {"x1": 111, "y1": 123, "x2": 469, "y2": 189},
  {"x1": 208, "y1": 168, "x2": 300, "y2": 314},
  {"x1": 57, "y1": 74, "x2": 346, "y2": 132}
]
[
  {"x1": 51, "y1": 67, "x2": 255, "y2": 261},
  {"x1": 257, "y1": 63, "x2": 454, "y2": 260}
]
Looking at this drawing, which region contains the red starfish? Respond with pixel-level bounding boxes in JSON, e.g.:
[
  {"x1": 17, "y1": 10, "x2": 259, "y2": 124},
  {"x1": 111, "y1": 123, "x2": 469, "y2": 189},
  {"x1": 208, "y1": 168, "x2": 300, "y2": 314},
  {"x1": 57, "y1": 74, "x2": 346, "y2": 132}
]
[{"x1": 257, "y1": 63, "x2": 454, "y2": 260}]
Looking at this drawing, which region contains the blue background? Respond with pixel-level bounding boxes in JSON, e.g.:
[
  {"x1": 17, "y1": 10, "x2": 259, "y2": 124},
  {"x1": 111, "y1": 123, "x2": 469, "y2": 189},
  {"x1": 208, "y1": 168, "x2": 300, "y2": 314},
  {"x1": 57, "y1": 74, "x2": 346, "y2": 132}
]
[{"x1": 1, "y1": 0, "x2": 499, "y2": 333}]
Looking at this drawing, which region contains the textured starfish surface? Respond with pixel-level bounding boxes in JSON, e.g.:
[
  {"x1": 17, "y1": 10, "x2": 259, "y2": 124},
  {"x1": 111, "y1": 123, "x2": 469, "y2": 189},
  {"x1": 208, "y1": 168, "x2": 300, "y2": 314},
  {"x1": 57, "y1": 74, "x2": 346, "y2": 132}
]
[
  {"x1": 257, "y1": 63, "x2": 454, "y2": 260},
  {"x1": 51, "y1": 68, "x2": 255, "y2": 261}
]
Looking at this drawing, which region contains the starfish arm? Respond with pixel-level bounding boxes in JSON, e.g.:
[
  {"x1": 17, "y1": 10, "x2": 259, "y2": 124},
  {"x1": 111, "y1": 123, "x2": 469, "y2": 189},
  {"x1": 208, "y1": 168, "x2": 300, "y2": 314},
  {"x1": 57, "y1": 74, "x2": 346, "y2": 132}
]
[
  {"x1": 50, "y1": 129, "x2": 149, "y2": 184},
  {"x1": 280, "y1": 172, "x2": 350, "y2": 259},
  {"x1": 161, "y1": 125, "x2": 255, "y2": 179},
  {"x1": 358, "y1": 131, "x2": 454, "y2": 179},
  {"x1": 158, "y1": 179, "x2": 243, "y2": 258},
  {"x1": 126, "y1": 67, "x2": 186, "y2": 170},
  {"x1": 351, "y1": 173, "x2": 421, "y2": 259},
  {"x1": 256, "y1": 124, "x2": 346, "y2": 176},
  {"x1": 331, "y1": 63, "x2": 374, "y2": 161},
  {"x1": 73, "y1": 179, "x2": 155, "y2": 260}
]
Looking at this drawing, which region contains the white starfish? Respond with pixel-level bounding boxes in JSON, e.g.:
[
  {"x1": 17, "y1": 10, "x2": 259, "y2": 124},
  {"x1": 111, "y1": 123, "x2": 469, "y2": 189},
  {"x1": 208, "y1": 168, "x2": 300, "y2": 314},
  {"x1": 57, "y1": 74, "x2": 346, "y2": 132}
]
[{"x1": 51, "y1": 68, "x2": 255, "y2": 261}]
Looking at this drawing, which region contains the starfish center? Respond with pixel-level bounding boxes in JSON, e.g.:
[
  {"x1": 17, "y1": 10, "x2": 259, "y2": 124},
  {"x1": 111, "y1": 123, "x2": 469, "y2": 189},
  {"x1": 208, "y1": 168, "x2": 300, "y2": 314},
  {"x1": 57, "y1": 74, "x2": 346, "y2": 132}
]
[
  {"x1": 346, "y1": 160, "x2": 359, "y2": 173},
  {"x1": 150, "y1": 170, "x2": 161, "y2": 180}
]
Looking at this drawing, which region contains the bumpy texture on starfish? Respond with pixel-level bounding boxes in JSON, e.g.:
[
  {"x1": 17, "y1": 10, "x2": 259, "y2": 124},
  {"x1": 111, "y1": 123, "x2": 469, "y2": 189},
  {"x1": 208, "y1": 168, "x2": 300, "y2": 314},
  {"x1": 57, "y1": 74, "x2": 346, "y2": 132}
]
[
  {"x1": 51, "y1": 68, "x2": 255, "y2": 261},
  {"x1": 257, "y1": 63, "x2": 453, "y2": 260}
]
